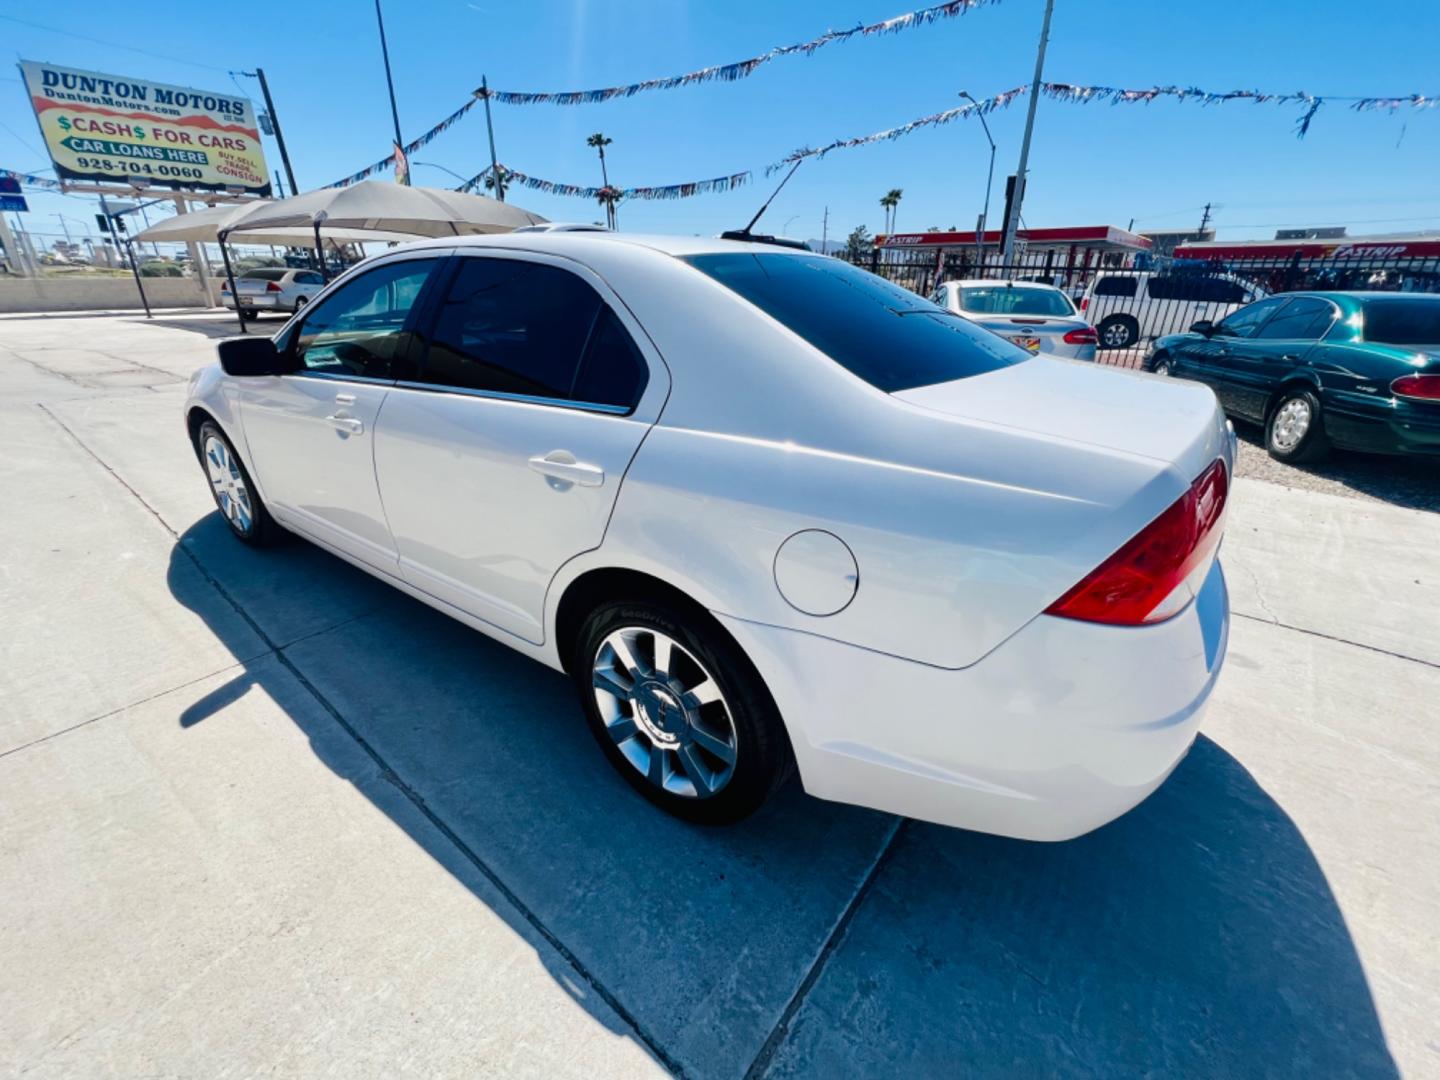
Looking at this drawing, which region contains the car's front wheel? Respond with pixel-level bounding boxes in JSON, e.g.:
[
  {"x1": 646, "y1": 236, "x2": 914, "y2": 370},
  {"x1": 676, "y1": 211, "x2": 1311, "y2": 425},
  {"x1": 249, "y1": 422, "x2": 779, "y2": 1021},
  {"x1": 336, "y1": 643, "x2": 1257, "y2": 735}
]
[
  {"x1": 196, "y1": 420, "x2": 281, "y2": 546},
  {"x1": 573, "y1": 599, "x2": 791, "y2": 824},
  {"x1": 1266, "y1": 388, "x2": 1330, "y2": 463},
  {"x1": 1150, "y1": 351, "x2": 1173, "y2": 376}
]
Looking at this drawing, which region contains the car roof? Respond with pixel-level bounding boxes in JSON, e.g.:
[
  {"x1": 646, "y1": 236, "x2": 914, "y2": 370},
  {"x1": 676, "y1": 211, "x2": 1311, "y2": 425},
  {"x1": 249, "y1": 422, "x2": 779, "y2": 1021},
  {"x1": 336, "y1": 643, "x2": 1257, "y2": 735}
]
[
  {"x1": 390, "y1": 231, "x2": 814, "y2": 260},
  {"x1": 947, "y1": 279, "x2": 1065, "y2": 289}
]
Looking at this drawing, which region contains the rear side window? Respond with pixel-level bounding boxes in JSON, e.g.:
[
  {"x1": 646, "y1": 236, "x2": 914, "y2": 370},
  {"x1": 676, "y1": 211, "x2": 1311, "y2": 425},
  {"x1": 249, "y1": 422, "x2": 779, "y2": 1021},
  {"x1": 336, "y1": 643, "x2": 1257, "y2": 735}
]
[
  {"x1": 1093, "y1": 276, "x2": 1138, "y2": 298},
  {"x1": 1361, "y1": 299, "x2": 1440, "y2": 345},
  {"x1": 683, "y1": 253, "x2": 1027, "y2": 392},
  {"x1": 419, "y1": 257, "x2": 647, "y2": 409}
]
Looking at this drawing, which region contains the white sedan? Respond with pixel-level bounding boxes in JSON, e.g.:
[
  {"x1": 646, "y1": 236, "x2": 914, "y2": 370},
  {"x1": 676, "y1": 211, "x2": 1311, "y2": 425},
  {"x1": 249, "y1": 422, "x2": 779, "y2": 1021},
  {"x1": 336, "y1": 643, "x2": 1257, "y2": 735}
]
[
  {"x1": 186, "y1": 234, "x2": 1233, "y2": 841},
  {"x1": 932, "y1": 279, "x2": 1099, "y2": 359}
]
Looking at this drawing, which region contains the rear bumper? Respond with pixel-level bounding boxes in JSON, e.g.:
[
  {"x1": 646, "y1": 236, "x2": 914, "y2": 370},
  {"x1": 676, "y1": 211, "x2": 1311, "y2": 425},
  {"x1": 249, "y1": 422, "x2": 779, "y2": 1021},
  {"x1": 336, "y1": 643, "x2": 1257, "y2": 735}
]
[
  {"x1": 719, "y1": 558, "x2": 1229, "y2": 841},
  {"x1": 1327, "y1": 401, "x2": 1440, "y2": 456},
  {"x1": 221, "y1": 293, "x2": 283, "y2": 310}
]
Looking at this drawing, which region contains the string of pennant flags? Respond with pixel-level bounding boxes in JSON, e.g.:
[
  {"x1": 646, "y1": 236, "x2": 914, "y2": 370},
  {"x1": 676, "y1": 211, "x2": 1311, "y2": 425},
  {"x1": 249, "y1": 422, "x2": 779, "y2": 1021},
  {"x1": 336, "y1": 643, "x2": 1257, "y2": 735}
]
[
  {"x1": 1, "y1": 169, "x2": 63, "y2": 190},
  {"x1": 455, "y1": 164, "x2": 751, "y2": 202}
]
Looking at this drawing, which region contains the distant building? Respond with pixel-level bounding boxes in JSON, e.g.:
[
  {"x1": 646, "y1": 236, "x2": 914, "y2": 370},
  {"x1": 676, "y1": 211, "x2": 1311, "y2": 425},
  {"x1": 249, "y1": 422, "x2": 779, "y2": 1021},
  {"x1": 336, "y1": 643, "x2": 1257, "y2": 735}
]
[{"x1": 1139, "y1": 228, "x2": 1215, "y2": 259}]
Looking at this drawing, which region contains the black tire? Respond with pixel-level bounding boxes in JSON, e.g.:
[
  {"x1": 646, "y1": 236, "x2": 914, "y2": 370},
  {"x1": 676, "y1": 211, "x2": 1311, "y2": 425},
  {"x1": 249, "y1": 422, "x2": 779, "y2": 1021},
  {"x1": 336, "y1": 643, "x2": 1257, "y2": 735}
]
[
  {"x1": 294, "y1": 295, "x2": 309, "y2": 313},
  {"x1": 1097, "y1": 315, "x2": 1138, "y2": 350},
  {"x1": 242, "y1": 308, "x2": 258, "y2": 320},
  {"x1": 1149, "y1": 351, "x2": 1173, "y2": 376},
  {"x1": 1265, "y1": 388, "x2": 1330, "y2": 463},
  {"x1": 573, "y1": 598, "x2": 792, "y2": 825},
  {"x1": 195, "y1": 420, "x2": 282, "y2": 546}
]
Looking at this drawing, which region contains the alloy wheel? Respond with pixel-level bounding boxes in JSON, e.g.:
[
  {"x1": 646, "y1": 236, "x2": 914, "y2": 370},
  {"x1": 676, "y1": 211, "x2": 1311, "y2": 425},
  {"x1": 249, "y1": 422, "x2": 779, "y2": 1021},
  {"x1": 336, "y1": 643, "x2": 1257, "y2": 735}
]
[
  {"x1": 1271, "y1": 397, "x2": 1312, "y2": 453},
  {"x1": 592, "y1": 626, "x2": 738, "y2": 799},
  {"x1": 203, "y1": 435, "x2": 254, "y2": 534},
  {"x1": 1102, "y1": 321, "x2": 1133, "y2": 348}
]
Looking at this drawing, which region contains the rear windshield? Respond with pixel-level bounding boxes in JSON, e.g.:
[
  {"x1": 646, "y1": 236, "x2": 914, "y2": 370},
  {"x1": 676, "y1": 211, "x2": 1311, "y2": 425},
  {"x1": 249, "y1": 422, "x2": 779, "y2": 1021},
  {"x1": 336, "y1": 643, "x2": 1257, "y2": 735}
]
[
  {"x1": 958, "y1": 284, "x2": 1074, "y2": 316},
  {"x1": 1361, "y1": 299, "x2": 1440, "y2": 345},
  {"x1": 682, "y1": 253, "x2": 1029, "y2": 392},
  {"x1": 241, "y1": 268, "x2": 289, "y2": 281}
]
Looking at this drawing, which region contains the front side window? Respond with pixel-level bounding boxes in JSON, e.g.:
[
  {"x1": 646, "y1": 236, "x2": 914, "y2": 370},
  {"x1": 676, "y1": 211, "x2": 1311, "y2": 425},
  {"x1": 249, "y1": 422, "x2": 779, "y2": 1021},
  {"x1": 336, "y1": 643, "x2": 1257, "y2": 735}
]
[
  {"x1": 1215, "y1": 297, "x2": 1287, "y2": 338},
  {"x1": 683, "y1": 253, "x2": 1028, "y2": 393},
  {"x1": 293, "y1": 259, "x2": 439, "y2": 379},
  {"x1": 958, "y1": 284, "x2": 1075, "y2": 317},
  {"x1": 1361, "y1": 299, "x2": 1440, "y2": 345},
  {"x1": 418, "y1": 257, "x2": 648, "y2": 409},
  {"x1": 1254, "y1": 297, "x2": 1336, "y2": 341}
]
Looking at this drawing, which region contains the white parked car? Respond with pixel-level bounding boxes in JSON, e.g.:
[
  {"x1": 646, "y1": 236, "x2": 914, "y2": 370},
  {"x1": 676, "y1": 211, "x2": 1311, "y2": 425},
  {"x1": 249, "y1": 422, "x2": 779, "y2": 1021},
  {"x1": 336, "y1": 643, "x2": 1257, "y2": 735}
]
[
  {"x1": 1079, "y1": 269, "x2": 1267, "y2": 350},
  {"x1": 187, "y1": 234, "x2": 1234, "y2": 841},
  {"x1": 221, "y1": 267, "x2": 327, "y2": 317},
  {"x1": 931, "y1": 279, "x2": 1098, "y2": 359}
]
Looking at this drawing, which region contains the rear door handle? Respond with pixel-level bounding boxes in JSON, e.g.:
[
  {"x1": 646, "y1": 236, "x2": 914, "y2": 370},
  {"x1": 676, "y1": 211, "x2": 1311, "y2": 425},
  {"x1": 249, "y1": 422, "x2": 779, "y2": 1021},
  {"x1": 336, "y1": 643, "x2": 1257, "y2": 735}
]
[
  {"x1": 324, "y1": 414, "x2": 364, "y2": 435},
  {"x1": 529, "y1": 451, "x2": 604, "y2": 488}
]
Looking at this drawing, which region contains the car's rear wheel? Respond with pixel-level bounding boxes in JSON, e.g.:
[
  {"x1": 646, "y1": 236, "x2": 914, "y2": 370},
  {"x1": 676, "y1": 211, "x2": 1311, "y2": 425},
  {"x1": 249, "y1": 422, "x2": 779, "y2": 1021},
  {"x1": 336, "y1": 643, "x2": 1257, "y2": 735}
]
[
  {"x1": 1098, "y1": 315, "x2": 1138, "y2": 350},
  {"x1": 196, "y1": 420, "x2": 281, "y2": 546},
  {"x1": 573, "y1": 599, "x2": 791, "y2": 824},
  {"x1": 1266, "y1": 388, "x2": 1330, "y2": 463},
  {"x1": 294, "y1": 295, "x2": 309, "y2": 313}
]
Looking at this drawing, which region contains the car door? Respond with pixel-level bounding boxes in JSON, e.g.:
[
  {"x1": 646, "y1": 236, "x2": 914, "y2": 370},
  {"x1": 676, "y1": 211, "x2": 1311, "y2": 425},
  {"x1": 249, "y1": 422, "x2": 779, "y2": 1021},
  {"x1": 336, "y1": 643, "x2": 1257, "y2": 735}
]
[
  {"x1": 1225, "y1": 296, "x2": 1340, "y2": 419},
  {"x1": 1170, "y1": 296, "x2": 1288, "y2": 413},
  {"x1": 373, "y1": 250, "x2": 670, "y2": 644},
  {"x1": 238, "y1": 253, "x2": 447, "y2": 573}
]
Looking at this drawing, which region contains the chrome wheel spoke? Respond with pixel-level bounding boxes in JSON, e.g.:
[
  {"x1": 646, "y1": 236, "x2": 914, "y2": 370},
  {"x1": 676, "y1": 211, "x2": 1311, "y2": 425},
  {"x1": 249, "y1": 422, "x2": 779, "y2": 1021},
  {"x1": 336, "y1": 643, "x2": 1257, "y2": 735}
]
[
  {"x1": 647, "y1": 744, "x2": 668, "y2": 786},
  {"x1": 605, "y1": 714, "x2": 638, "y2": 744},
  {"x1": 676, "y1": 744, "x2": 713, "y2": 795},
  {"x1": 609, "y1": 632, "x2": 646, "y2": 679},
  {"x1": 684, "y1": 677, "x2": 721, "y2": 707},
  {"x1": 689, "y1": 725, "x2": 736, "y2": 765},
  {"x1": 593, "y1": 666, "x2": 632, "y2": 700},
  {"x1": 650, "y1": 632, "x2": 674, "y2": 677}
]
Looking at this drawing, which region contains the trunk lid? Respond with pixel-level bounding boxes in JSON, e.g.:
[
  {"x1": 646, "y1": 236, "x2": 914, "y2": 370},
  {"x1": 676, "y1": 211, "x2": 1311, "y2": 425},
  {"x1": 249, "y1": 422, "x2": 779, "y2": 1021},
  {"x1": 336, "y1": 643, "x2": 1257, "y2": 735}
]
[{"x1": 894, "y1": 355, "x2": 1229, "y2": 483}]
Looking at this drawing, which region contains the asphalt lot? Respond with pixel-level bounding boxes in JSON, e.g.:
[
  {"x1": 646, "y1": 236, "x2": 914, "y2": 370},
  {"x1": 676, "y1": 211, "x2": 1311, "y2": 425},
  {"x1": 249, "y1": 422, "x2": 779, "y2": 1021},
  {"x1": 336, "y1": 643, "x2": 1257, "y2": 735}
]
[{"x1": 2, "y1": 309, "x2": 1437, "y2": 1079}]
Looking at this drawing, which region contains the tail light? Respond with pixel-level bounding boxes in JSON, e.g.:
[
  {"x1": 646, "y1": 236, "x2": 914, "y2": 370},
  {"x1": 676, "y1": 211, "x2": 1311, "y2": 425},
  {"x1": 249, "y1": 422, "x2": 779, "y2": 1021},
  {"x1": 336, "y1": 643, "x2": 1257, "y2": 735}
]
[
  {"x1": 266, "y1": 281, "x2": 283, "y2": 293},
  {"x1": 221, "y1": 281, "x2": 230, "y2": 293},
  {"x1": 1046, "y1": 459, "x2": 1229, "y2": 626},
  {"x1": 1063, "y1": 327, "x2": 1099, "y2": 345},
  {"x1": 1392, "y1": 374, "x2": 1440, "y2": 401},
  {"x1": 1079, "y1": 297, "x2": 1090, "y2": 312}
]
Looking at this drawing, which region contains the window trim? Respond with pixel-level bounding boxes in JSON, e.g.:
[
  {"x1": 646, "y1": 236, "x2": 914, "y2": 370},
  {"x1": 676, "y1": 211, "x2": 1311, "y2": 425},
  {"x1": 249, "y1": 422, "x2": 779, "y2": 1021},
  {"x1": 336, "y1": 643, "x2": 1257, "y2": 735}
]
[{"x1": 400, "y1": 248, "x2": 654, "y2": 416}]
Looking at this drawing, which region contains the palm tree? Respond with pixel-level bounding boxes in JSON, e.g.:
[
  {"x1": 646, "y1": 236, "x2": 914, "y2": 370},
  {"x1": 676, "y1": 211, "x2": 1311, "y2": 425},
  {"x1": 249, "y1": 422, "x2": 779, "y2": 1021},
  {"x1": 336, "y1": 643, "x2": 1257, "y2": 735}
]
[
  {"x1": 596, "y1": 186, "x2": 621, "y2": 232},
  {"x1": 587, "y1": 133, "x2": 616, "y2": 228},
  {"x1": 880, "y1": 188, "x2": 904, "y2": 234}
]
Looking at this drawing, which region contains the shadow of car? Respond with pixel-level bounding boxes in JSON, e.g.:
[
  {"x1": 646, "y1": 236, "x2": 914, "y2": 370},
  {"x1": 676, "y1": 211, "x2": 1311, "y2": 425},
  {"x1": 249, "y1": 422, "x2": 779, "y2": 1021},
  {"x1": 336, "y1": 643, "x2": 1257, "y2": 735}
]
[{"x1": 165, "y1": 512, "x2": 1397, "y2": 1078}]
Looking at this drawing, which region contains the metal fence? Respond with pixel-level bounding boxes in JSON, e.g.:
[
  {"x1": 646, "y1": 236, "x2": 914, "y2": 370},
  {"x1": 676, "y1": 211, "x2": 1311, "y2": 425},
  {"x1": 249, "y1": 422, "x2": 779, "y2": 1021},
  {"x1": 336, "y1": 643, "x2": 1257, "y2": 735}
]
[{"x1": 846, "y1": 245, "x2": 1440, "y2": 366}]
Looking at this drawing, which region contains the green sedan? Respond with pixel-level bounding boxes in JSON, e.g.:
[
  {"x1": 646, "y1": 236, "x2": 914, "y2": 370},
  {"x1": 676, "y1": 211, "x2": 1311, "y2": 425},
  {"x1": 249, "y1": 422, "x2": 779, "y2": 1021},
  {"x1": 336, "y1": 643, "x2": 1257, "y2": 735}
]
[{"x1": 1145, "y1": 291, "x2": 1440, "y2": 462}]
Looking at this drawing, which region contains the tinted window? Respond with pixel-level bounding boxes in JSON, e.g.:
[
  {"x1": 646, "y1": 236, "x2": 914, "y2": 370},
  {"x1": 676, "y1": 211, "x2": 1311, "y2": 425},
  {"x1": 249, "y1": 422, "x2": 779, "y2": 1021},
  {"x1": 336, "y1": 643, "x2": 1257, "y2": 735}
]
[
  {"x1": 683, "y1": 253, "x2": 1027, "y2": 392},
  {"x1": 294, "y1": 259, "x2": 438, "y2": 378},
  {"x1": 959, "y1": 284, "x2": 1074, "y2": 316},
  {"x1": 1093, "y1": 276, "x2": 1138, "y2": 298},
  {"x1": 1255, "y1": 298, "x2": 1336, "y2": 340},
  {"x1": 242, "y1": 268, "x2": 289, "y2": 281},
  {"x1": 1361, "y1": 299, "x2": 1440, "y2": 345},
  {"x1": 296, "y1": 271, "x2": 324, "y2": 285},
  {"x1": 1215, "y1": 297, "x2": 1287, "y2": 338},
  {"x1": 420, "y1": 257, "x2": 646, "y2": 408}
]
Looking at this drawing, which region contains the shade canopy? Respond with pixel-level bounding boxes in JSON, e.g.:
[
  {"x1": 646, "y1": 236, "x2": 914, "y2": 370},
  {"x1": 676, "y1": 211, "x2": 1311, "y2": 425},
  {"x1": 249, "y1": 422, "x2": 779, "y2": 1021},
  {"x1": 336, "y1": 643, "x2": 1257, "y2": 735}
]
[
  {"x1": 224, "y1": 180, "x2": 545, "y2": 239},
  {"x1": 131, "y1": 200, "x2": 417, "y2": 248}
]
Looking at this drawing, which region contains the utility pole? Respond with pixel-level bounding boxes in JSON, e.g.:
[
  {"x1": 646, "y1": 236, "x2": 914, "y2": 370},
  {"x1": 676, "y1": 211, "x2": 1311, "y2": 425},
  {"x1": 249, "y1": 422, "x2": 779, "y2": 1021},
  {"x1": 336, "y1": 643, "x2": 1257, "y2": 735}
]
[
  {"x1": 247, "y1": 68, "x2": 300, "y2": 197},
  {"x1": 374, "y1": 0, "x2": 408, "y2": 183},
  {"x1": 1001, "y1": 0, "x2": 1055, "y2": 262},
  {"x1": 1197, "y1": 202, "x2": 1213, "y2": 236},
  {"x1": 822, "y1": 206, "x2": 828, "y2": 251},
  {"x1": 480, "y1": 76, "x2": 505, "y2": 201}
]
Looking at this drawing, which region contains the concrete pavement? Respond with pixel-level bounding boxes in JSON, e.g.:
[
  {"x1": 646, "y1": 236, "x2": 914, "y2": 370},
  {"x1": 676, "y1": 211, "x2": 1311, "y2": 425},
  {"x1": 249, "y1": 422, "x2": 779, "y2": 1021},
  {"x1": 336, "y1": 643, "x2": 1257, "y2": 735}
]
[{"x1": 1, "y1": 311, "x2": 1435, "y2": 1078}]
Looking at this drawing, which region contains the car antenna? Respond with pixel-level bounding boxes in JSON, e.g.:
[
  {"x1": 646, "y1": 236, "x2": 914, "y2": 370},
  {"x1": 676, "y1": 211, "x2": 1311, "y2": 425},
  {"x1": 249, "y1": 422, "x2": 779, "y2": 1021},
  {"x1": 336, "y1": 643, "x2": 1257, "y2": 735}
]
[{"x1": 721, "y1": 160, "x2": 808, "y2": 249}]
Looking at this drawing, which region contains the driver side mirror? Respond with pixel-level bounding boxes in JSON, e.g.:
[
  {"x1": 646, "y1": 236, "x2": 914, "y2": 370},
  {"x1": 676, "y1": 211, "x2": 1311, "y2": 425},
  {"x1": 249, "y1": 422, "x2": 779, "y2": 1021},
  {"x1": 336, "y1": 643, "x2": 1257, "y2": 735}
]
[
  {"x1": 1190, "y1": 319, "x2": 1215, "y2": 337},
  {"x1": 217, "y1": 335, "x2": 289, "y2": 377}
]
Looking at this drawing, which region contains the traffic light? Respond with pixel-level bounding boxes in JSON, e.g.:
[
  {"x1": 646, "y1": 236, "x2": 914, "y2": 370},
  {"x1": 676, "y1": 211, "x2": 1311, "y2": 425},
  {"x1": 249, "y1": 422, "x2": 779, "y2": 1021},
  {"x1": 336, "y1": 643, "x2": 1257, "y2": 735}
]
[{"x1": 112, "y1": 215, "x2": 127, "y2": 234}]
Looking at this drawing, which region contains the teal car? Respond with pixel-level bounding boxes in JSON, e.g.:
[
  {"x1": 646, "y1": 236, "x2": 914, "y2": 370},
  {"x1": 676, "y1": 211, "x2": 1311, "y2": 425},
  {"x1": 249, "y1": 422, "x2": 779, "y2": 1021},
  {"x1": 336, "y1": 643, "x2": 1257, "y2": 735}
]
[{"x1": 1146, "y1": 291, "x2": 1440, "y2": 462}]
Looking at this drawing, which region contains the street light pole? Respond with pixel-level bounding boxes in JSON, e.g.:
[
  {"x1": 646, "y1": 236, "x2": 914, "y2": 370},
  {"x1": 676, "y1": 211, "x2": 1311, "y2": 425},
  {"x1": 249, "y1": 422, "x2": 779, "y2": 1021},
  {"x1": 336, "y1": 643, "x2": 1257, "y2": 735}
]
[
  {"x1": 412, "y1": 161, "x2": 469, "y2": 188},
  {"x1": 959, "y1": 90, "x2": 997, "y2": 258},
  {"x1": 1001, "y1": 0, "x2": 1054, "y2": 262},
  {"x1": 374, "y1": 0, "x2": 408, "y2": 184}
]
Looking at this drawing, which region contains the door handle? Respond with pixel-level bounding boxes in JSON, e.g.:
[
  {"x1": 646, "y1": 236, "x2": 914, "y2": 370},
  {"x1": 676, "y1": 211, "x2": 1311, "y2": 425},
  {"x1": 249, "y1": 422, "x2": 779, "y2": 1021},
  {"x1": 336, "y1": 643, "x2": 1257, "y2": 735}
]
[
  {"x1": 528, "y1": 451, "x2": 604, "y2": 488},
  {"x1": 1281, "y1": 354, "x2": 1301, "y2": 362},
  {"x1": 324, "y1": 413, "x2": 364, "y2": 435},
  {"x1": 334, "y1": 392, "x2": 356, "y2": 405}
]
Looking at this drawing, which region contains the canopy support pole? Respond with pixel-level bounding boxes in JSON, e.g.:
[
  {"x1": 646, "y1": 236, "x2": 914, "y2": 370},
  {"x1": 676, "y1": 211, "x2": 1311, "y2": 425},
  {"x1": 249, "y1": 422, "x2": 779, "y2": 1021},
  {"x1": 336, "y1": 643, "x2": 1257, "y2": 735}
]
[
  {"x1": 481, "y1": 75, "x2": 504, "y2": 202},
  {"x1": 218, "y1": 230, "x2": 246, "y2": 334},
  {"x1": 314, "y1": 224, "x2": 328, "y2": 283}
]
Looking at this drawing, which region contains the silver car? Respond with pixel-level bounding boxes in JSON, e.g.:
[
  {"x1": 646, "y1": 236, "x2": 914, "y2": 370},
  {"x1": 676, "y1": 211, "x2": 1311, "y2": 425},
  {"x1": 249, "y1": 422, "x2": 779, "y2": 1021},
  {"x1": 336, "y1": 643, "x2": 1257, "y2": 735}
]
[
  {"x1": 221, "y1": 267, "x2": 326, "y2": 317},
  {"x1": 933, "y1": 279, "x2": 1098, "y2": 360}
]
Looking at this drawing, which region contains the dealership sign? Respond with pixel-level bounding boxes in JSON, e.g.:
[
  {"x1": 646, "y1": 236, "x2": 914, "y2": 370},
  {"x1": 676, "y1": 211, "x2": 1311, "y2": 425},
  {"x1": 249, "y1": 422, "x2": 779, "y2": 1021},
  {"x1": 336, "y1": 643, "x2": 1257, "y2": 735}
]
[{"x1": 19, "y1": 61, "x2": 271, "y2": 196}]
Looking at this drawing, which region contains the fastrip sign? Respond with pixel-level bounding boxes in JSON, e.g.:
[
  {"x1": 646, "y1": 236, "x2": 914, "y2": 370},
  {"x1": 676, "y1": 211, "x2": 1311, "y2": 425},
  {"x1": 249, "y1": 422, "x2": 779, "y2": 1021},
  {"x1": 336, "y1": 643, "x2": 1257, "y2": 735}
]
[{"x1": 19, "y1": 61, "x2": 271, "y2": 196}]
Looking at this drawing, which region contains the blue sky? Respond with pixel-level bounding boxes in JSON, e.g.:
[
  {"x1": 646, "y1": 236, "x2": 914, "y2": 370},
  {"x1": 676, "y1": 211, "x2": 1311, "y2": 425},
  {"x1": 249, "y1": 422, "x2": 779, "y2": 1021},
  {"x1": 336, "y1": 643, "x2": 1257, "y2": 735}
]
[{"x1": 4, "y1": 0, "x2": 1439, "y2": 247}]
